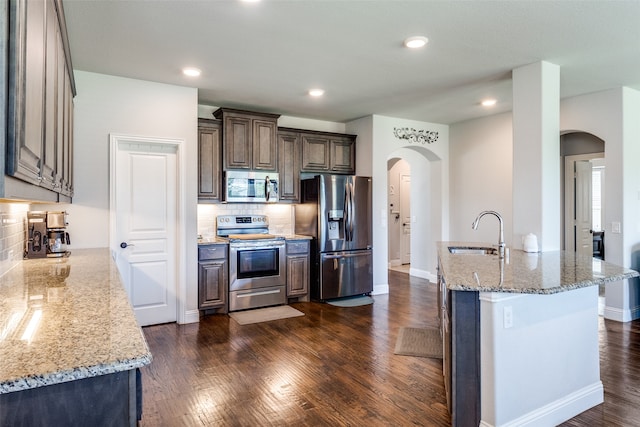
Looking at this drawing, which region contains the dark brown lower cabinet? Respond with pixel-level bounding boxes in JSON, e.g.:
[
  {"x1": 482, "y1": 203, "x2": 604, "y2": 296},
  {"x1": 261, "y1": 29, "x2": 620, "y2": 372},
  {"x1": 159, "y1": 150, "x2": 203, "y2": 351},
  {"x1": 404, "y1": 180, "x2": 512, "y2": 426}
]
[
  {"x1": 0, "y1": 369, "x2": 141, "y2": 427},
  {"x1": 286, "y1": 239, "x2": 309, "y2": 298},
  {"x1": 198, "y1": 244, "x2": 228, "y2": 313}
]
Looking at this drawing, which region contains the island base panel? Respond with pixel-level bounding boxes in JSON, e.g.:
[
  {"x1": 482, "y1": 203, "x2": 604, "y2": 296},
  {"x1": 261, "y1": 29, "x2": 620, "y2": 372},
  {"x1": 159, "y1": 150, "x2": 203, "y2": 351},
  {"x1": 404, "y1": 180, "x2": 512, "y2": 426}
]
[{"x1": 0, "y1": 369, "x2": 140, "y2": 427}]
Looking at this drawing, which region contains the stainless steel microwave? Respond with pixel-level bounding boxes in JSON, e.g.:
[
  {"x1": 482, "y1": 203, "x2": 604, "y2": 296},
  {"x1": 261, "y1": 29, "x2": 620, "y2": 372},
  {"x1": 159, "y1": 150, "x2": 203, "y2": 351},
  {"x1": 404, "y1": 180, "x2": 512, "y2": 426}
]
[{"x1": 225, "y1": 171, "x2": 279, "y2": 203}]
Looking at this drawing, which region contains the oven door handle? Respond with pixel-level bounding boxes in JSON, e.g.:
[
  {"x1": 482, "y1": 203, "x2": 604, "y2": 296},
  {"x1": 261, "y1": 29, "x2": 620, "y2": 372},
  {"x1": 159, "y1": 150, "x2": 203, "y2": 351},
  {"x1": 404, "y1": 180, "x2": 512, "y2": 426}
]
[
  {"x1": 237, "y1": 289, "x2": 282, "y2": 298},
  {"x1": 323, "y1": 252, "x2": 367, "y2": 259},
  {"x1": 230, "y1": 242, "x2": 285, "y2": 250}
]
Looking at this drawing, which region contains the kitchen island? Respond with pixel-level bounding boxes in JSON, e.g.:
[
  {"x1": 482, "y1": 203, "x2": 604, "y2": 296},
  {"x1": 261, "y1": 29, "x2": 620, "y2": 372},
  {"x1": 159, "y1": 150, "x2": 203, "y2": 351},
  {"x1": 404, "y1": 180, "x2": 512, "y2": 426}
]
[
  {"x1": 0, "y1": 249, "x2": 152, "y2": 426},
  {"x1": 437, "y1": 242, "x2": 639, "y2": 427}
]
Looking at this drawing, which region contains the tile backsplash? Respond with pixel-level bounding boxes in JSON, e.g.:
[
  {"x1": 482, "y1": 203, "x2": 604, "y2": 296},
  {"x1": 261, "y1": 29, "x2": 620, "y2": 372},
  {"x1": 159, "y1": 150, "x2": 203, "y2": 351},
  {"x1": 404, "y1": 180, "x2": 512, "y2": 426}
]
[
  {"x1": 0, "y1": 203, "x2": 29, "y2": 276},
  {"x1": 197, "y1": 204, "x2": 295, "y2": 237}
]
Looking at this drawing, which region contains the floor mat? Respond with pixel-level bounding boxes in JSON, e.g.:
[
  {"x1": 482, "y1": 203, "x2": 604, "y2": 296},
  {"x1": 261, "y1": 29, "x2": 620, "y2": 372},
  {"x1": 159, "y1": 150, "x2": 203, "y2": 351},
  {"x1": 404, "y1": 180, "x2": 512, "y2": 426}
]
[
  {"x1": 326, "y1": 295, "x2": 374, "y2": 307},
  {"x1": 229, "y1": 305, "x2": 304, "y2": 325},
  {"x1": 394, "y1": 327, "x2": 443, "y2": 358}
]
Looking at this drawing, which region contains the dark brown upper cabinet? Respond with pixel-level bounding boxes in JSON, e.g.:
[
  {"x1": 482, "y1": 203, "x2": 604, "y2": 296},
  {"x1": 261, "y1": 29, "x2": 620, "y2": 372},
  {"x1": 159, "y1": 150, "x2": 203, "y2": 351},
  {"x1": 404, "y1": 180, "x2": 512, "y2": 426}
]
[
  {"x1": 277, "y1": 130, "x2": 301, "y2": 202},
  {"x1": 198, "y1": 119, "x2": 222, "y2": 202},
  {"x1": 4, "y1": 0, "x2": 75, "y2": 202},
  {"x1": 213, "y1": 108, "x2": 280, "y2": 171},
  {"x1": 300, "y1": 131, "x2": 356, "y2": 175}
]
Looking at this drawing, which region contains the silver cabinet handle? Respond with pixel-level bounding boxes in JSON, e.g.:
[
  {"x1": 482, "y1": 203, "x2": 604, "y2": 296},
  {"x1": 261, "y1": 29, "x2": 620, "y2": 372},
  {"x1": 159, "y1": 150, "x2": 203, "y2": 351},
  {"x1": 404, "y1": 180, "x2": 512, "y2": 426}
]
[{"x1": 120, "y1": 242, "x2": 135, "y2": 249}]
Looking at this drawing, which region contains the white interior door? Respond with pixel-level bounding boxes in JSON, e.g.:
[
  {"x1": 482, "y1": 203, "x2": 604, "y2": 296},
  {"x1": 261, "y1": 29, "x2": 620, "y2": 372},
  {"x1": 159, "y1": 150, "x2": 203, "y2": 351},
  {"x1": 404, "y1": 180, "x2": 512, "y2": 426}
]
[
  {"x1": 112, "y1": 136, "x2": 178, "y2": 326},
  {"x1": 400, "y1": 174, "x2": 411, "y2": 264},
  {"x1": 575, "y1": 160, "x2": 593, "y2": 258}
]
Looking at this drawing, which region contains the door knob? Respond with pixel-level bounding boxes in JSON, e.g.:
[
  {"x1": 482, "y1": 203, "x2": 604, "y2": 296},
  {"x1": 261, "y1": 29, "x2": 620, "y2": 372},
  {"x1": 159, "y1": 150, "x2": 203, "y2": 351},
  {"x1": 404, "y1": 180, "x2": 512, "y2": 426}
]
[{"x1": 120, "y1": 242, "x2": 134, "y2": 249}]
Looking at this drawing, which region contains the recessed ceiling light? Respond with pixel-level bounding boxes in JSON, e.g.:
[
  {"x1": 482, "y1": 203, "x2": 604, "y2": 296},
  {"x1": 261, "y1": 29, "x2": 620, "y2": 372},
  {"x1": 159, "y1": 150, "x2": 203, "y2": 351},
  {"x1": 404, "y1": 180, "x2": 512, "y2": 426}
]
[
  {"x1": 308, "y1": 89, "x2": 325, "y2": 97},
  {"x1": 403, "y1": 36, "x2": 429, "y2": 49},
  {"x1": 182, "y1": 67, "x2": 201, "y2": 77},
  {"x1": 481, "y1": 99, "x2": 497, "y2": 107}
]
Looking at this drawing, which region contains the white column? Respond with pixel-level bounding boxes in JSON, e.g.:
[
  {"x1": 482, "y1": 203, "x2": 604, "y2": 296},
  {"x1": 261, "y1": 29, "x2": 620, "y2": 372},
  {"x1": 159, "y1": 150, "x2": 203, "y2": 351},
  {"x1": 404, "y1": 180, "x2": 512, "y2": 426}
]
[{"x1": 512, "y1": 61, "x2": 561, "y2": 251}]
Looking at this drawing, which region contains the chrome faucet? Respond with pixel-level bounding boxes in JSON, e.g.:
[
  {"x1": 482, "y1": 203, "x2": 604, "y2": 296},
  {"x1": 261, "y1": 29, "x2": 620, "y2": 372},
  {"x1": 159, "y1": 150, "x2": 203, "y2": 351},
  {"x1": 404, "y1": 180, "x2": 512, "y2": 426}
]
[{"x1": 472, "y1": 211, "x2": 505, "y2": 259}]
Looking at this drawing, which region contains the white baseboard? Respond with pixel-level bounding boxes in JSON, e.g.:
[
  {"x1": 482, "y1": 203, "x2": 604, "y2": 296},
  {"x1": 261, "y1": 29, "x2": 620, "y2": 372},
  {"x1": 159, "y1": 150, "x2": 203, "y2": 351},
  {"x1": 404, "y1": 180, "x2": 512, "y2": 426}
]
[
  {"x1": 372, "y1": 283, "x2": 389, "y2": 295},
  {"x1": 388, "y1": 259, "x2": 401, "y2": 267},
  {"x1": 408, "y1": 268, "x2": 436, "y2": 283},
  {"x1": 479, "y1": 381, "x2": 603, "y2": 427},
  {"x1": 602, "y1": 304, "x2": 640, "y2": 322},
  {"x1": 179, "y1": 309, "x2": 200, "y2": 324}
]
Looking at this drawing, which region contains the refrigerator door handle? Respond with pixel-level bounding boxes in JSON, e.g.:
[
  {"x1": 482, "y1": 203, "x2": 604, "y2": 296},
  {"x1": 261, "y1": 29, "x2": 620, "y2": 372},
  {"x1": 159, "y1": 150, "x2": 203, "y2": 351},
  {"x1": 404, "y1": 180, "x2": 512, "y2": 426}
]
[
  {"x1": 344, "y1": 183, "x2": 351, "y2": 242},
  {"x1": 349, "y1": 182, "x2": 355, "y2": 240}
]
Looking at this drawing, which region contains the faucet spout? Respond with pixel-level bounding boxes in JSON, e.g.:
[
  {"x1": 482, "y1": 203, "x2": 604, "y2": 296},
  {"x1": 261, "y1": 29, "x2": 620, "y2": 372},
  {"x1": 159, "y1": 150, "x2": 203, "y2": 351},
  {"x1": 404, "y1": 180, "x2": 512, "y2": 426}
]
[{"x1": 472, "y1": 210, "x2": 505, "y2": 259}]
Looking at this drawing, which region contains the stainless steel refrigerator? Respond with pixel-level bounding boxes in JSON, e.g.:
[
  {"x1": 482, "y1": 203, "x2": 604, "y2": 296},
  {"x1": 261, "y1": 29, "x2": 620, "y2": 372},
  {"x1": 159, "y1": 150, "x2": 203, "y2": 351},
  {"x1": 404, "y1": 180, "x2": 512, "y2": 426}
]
[{"x1": 295, "y1": 175, "x2": 373, "y2": 300}]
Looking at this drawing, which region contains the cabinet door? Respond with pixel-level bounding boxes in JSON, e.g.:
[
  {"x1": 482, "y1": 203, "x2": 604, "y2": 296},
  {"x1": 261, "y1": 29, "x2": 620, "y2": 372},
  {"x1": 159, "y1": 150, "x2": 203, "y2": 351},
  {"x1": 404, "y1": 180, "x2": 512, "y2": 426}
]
[
  {"x1": 330, "y1": 137, "x2": 356, "y2": 174},
  {"x1": 41, "y1": 0, "x2": 59, "y2": 189},
  {"x1": 198, "y1": 120, "x2": 222, "y2": 201},
  {"x1": 8, "y1": 0, "x2": 46, "y2": 184},
  {"x1": 223, "y1": 115, "x2": 252, "y2": 169},
  {"x1": 286, "y1": 254, "x2": 309, "y2": 297},
  {"x1": 198, "y1": 261, "x2": 227, "y2": 310},
  {"x1": 61, "y1": 65, "x2": 74, "y2": 197},
  {"x1": 252, "y1": 119, "x2": 277, "y2": 171},
  {"x1": 277, "y1": 131, "x2": 300, "y2": 201},
  {"x1": 301, "y1": 134, "x2": 330, "y2": 172}
]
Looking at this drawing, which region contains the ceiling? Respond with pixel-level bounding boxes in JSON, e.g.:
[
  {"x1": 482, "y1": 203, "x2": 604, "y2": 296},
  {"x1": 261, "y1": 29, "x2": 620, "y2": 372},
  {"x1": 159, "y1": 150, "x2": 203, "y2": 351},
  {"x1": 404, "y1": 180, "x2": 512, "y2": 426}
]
[{"x1": 62, "y1": 0, "x2": 640, "y2": 125}]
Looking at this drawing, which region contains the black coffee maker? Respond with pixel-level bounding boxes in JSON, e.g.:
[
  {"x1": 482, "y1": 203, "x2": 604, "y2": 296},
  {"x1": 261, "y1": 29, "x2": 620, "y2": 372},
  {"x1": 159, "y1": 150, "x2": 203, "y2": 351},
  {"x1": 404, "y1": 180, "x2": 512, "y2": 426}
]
[
  {"x1": 45, "y1": 211, "x2": 70, "y2": 258},
  {"x1": 26, "y1": 211, "x2": 48, "y2": 258}
]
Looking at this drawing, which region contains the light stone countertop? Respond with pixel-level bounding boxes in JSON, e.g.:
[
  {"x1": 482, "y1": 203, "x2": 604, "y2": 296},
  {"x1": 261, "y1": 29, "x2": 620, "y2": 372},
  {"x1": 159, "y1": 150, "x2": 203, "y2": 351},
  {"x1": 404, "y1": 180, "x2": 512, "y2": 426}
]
[
  {"x1": 0, "y1": 248, "x2": 152, "y2": 394},
  {"x1": 437, "y1": 241, "x2": 639, "y2": 294}
]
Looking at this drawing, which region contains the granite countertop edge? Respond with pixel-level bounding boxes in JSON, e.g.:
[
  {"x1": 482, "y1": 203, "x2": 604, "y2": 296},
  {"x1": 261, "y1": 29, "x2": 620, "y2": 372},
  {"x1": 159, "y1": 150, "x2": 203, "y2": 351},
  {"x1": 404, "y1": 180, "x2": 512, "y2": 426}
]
[
  {"x1": 0, "y1": 353, "x2": 152, "y2": 394},
  {"x1": 437, "y1": 241, "x2": 639, "y2": 294}
]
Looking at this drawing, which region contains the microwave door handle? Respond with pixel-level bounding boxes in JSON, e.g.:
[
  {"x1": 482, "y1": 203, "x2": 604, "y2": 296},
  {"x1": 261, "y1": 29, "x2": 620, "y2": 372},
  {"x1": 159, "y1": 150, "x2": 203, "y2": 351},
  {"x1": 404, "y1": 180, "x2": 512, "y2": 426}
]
[{"x1": 265, "y1": 176, "x2": 270, "y2": 202}]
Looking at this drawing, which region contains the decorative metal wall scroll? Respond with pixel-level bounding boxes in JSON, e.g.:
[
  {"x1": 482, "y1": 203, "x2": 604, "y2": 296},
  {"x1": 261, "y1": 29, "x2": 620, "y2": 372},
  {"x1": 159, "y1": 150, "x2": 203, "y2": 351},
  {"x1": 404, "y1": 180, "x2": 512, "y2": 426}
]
[{"x1": 393, "y1": 127, "x2": 439, "y2": 144}]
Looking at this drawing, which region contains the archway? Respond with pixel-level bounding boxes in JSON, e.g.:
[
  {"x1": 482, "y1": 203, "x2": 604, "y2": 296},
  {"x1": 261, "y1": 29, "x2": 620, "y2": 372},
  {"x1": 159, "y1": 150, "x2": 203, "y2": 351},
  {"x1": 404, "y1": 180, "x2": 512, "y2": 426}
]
[
  {"x1": 387, "y1": 157, "x2": 411, "y2": 272},
  {"x1": 560, "y1": 131, "x2": 605, "y2": 255},
  {"x1": 385, "y1": 145, "x2": 443, "y2": 282}
]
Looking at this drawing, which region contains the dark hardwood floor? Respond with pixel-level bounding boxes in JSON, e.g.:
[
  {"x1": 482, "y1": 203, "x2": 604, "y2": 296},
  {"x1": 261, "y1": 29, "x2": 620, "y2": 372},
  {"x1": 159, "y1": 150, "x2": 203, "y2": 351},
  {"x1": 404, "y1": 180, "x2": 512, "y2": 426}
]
[{"x1": 140, "y1": 271, "x2": 640, "y2": 426}]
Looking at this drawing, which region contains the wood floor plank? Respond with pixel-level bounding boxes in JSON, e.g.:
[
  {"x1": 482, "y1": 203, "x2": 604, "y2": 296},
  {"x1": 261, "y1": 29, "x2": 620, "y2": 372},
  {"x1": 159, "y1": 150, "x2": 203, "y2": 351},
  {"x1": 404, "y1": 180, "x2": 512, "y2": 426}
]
[{"x1": 140, "y1": 270, "x2": 640, "y2": 426}]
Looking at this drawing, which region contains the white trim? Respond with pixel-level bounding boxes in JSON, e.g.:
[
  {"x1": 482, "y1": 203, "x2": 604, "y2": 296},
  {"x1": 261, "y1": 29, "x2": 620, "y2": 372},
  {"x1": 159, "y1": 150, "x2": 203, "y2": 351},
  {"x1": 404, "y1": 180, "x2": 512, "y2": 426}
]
[
  {"x1": 183, "y1": 309, "x2": 200, "y2": 324},
  {"x1": 479, "y1": 382, "x2": 603, "y2": 427},
  {"x1": 407, "y1": 267, "x2": 432, "y2": 281},
  {"x1": 603, "y1": 304, "x2": 638, "y2": 322},
  {"x1": 371, "y1": 283, "x2": 389, "y2": 295},
  {"x1": 109, "y1": 134, "x2": 188, "y2": 325}
]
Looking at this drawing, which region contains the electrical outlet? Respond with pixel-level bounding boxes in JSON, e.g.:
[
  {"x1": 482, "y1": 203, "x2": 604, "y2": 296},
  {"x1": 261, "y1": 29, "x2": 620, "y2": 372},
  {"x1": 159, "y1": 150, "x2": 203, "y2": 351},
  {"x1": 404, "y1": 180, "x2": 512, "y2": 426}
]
[
  {"x1": 612, "y1": 222, "x2": 621, "y2": 234},
  {"x1": 503, "y1": 306, "x2": 513, "y2": 329}
]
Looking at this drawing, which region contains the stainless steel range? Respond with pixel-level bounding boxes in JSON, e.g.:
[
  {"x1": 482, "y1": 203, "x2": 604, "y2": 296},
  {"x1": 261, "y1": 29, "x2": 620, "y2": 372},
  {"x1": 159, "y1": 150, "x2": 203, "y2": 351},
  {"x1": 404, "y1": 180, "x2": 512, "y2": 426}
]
[{"x1": 217, "y1": 215, "x2": 286, "y2": 312}]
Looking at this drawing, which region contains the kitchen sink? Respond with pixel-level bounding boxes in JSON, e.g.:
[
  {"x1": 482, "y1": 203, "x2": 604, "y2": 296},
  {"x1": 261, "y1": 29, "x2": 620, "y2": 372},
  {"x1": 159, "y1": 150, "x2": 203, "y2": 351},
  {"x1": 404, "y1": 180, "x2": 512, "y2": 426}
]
[{"x1": 448, "y1": 246, "x2": 498, "y2": 255}]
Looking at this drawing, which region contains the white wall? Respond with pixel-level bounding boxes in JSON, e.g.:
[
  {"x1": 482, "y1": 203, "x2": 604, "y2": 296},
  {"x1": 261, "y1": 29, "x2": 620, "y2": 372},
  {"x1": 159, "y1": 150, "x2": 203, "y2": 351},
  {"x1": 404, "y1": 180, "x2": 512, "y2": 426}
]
[
  {"x1": 198, "y1": 104, "x2": 347, "y2": 133},
  {"x1": 449, "y1": 87, "x2": 640, "y2": 322},
  {"x1": 348, "y1": 115, "x2": 449, "y2": 289},
  {"x1": 561, "y1": 87, "x2": 640, "y2": 321},
  {"x1": 62, "y1": 71, "x2": 199, "y2": 323},
  {"x1": 449, "y1": 112, "x2": 513, "y2": 245}
]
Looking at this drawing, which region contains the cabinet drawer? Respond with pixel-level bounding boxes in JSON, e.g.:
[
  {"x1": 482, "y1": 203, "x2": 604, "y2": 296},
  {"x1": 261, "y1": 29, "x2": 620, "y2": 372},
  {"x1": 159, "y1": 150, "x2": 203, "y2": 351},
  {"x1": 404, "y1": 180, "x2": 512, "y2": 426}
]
[
  {"x1": 198, "y1": 245, "x2": 228, "y2": 261},
  {"x1": 287, "y1": 241, "x2": 309, "y2": 254}
]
